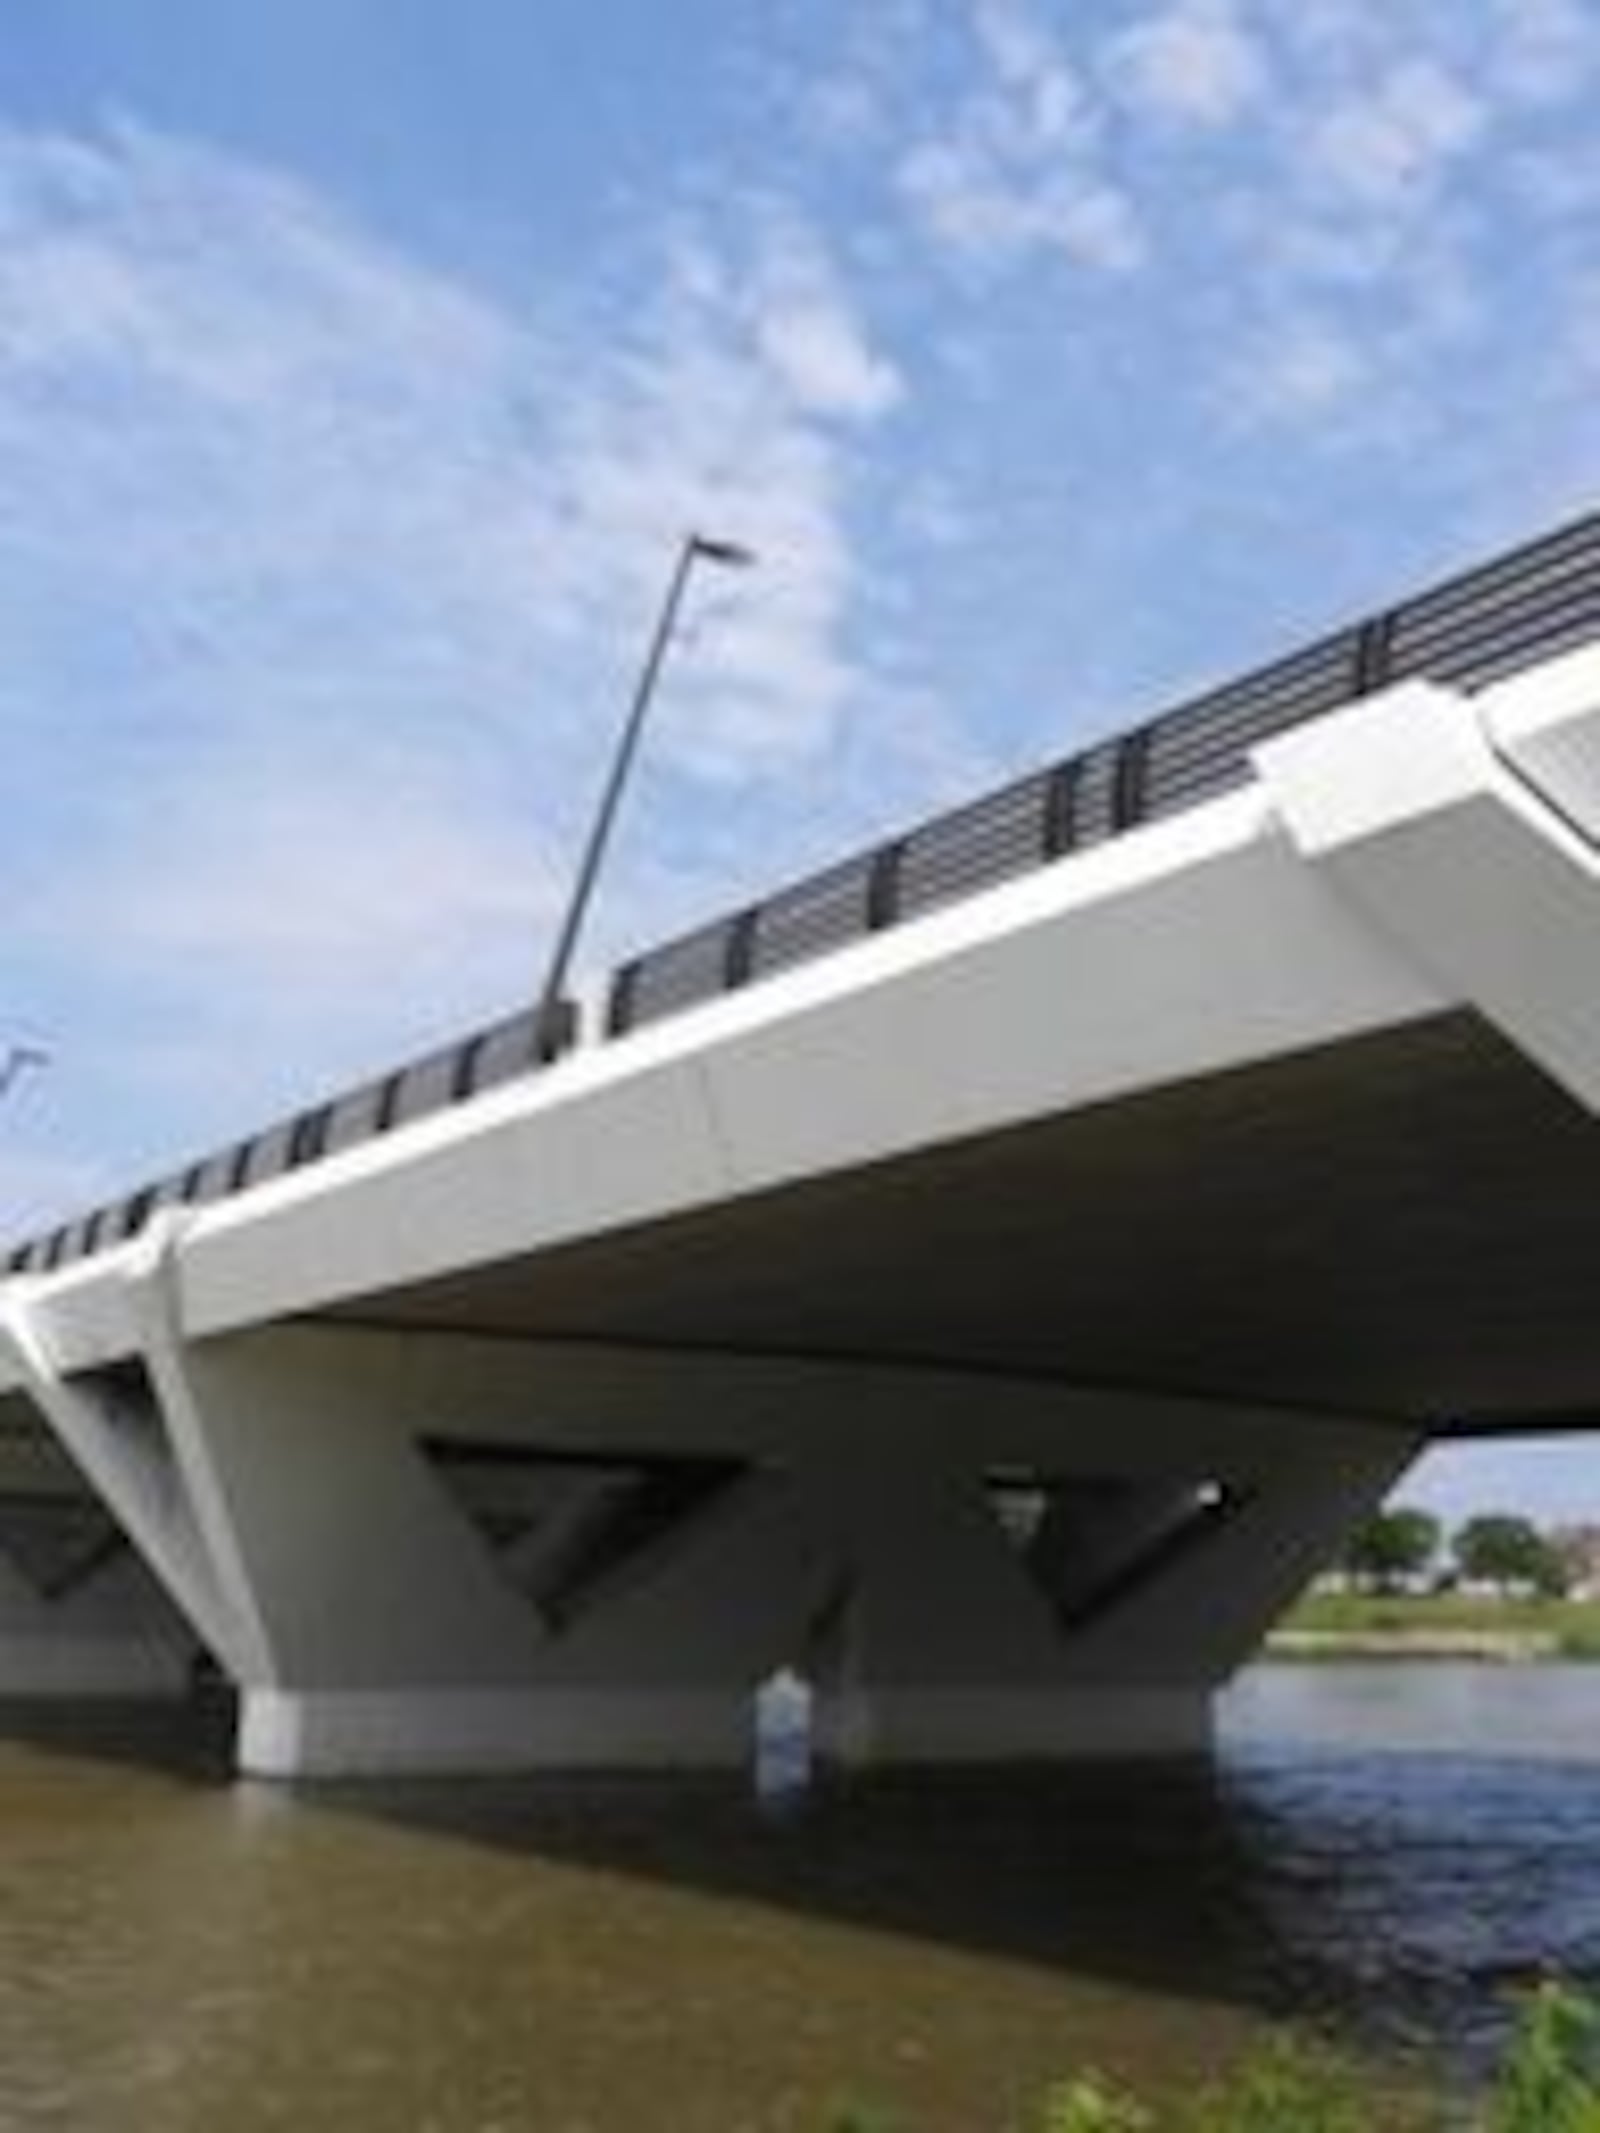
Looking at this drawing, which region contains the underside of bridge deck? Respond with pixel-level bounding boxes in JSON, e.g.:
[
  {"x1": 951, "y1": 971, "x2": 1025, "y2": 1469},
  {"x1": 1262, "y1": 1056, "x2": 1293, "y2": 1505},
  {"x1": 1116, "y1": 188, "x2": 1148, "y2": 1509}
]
[{"x1": 321, "y1": 1010, "x2": 1600, "y2": 1437}]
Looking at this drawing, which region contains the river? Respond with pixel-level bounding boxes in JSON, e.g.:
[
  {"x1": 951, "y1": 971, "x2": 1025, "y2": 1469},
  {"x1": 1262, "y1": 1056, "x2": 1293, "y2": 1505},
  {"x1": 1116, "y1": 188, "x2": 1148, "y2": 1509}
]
[{"x1": 0, "y1": 1665, "x2": 1596, "y2": 2131}]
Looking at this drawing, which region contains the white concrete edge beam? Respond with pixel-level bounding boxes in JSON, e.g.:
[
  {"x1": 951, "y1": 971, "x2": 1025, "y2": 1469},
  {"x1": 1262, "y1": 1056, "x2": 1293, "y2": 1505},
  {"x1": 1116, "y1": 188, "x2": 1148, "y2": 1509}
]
[
  {"x1": 21, "y1": 797, "x2": 1282, "y2": 1308},
  {"x1": 1256, "y1": 656, "x2": 1600, "y2": 1116},
  {"x1": 1481, "y1": 640, "x2": 1600, "y2": 847},
  {"x1": 0, "y1": 1259, "x2": 143, "y2": 1391}
]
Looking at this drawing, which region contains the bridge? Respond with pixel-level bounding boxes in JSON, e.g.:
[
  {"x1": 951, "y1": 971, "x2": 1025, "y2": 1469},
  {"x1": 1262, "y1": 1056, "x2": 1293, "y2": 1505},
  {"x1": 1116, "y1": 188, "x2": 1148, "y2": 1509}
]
[{"x1": 5, "y1": 509, "x2": 1600, "y2": 1779}]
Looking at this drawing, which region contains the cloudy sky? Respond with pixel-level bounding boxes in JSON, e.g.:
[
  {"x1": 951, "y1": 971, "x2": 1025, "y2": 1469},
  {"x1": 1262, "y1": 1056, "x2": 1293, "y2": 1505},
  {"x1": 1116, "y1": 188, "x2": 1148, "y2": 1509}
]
[{"x1": 4, "y1": 0, "x2": 1600, "y2": 1518}]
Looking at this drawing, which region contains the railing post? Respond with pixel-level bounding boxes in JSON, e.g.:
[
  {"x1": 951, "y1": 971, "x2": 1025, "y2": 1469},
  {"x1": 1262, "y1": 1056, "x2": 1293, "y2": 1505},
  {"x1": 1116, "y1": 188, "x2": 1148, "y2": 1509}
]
[
  {"x1": 723, "y1": 909, "x2": 758, "y2": 990},
  {"x1": 866, "y1": 842, "x2": 905, "y2": 931},
  {"x1": 1352, "y1": 612, "x2": 1397, "y2": 696},
  {"x1": 1043, "y1": 759, "x2": 1081, "y2": 858},
  {"x1": 606, "y1": 964, "x2": 640, "y2": 1038},
  {"x1": 449, "y1": 1037, "x2": 487, "y2": 1104},
  {"x1": 1111, "y1": 728, "x2": 1152, "y2": 831}
]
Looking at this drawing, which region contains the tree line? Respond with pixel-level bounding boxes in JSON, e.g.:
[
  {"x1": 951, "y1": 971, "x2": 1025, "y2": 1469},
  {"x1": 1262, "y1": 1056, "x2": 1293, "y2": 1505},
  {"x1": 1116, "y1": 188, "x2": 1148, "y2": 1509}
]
[{"x1": 1337, "y1": 1506, "x2": 1580, "y2": 1598}]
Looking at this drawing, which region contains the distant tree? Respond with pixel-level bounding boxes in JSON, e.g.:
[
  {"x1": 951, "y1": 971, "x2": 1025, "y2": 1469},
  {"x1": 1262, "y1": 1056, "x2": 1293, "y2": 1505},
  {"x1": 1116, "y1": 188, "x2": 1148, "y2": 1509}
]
[
  {"x1": 1339, "y1": 1506, "x2": 1441, "y2": 1594},
  {"x1": 1553, "y1": 1524, "x2": 1600, "y2": 1600},
  {"x1": 1454, "y1": 1513, "x2": 1569, "y2": 1597},
  {"x1": 1531, "y1": 1540, "x2": 1573, "y2": 1600}
]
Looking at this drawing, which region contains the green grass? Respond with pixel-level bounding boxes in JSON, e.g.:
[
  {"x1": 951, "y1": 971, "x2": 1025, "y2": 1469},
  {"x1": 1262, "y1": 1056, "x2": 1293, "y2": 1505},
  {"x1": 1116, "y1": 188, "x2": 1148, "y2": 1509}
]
[
  {"x1": 1278, "y1": 1589, "x2": 1600, "y2": 1658},
  {"x1": 824, "y1": 1983, "x2": 1600, "y2": 2131}
]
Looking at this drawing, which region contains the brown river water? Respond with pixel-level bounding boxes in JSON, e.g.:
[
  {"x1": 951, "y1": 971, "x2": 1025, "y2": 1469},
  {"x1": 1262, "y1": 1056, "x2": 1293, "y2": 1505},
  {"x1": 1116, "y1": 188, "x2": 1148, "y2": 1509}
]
[{"x1": 1, "y1": 1665, "x2": 1598, "y2": 2132}]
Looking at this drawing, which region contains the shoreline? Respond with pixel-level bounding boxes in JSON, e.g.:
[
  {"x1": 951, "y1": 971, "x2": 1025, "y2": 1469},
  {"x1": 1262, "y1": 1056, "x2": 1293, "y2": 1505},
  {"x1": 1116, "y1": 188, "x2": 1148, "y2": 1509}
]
[
  {"x1": 1273, "y1": 1589, "x2": 1600, "y2": 1663},
  {"x1": 1265, "y1": 1626, "x2": 1565, "y2": 1662}
]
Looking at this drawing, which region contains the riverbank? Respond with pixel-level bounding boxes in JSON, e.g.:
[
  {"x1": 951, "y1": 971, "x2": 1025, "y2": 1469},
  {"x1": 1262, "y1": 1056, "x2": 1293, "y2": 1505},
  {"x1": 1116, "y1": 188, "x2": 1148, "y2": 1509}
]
[
  {"x1": 1271, "y1": 1590, "x2": 1600, "y2": 1660},
  {"x1": 829, "y1": 1981, "x2": 1600, "y2": 2131}
]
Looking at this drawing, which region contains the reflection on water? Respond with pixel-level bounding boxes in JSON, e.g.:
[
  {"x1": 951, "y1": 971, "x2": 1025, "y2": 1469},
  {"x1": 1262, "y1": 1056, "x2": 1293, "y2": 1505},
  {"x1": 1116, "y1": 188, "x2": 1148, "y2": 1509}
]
[{"x1": 0, "y1": 1667, "x2": 1596, "y2": 2130}]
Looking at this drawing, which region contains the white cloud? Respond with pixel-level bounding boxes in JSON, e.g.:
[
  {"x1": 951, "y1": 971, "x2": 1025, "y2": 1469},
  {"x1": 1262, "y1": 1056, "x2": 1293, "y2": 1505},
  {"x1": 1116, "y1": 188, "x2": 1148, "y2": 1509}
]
[
  {"x1": 1103, "y1": 1, "x2": 1270, "y2": 129},
  {"x1": 899, "y1": 136, "x2": 1144, "y2": 270},
  {"x1": 745, "y1": 221, "x2": 904, "y2": 421},
  {"x1": 1224, "y1": 314, "x2": 1371, "y2": 425},
  {"x1": 1490, "y1": 0, "x2": 1600, "y2": 109},
  {"x1": 796, "y1": 0, "x2": 935, "y2": 150},
  {"x1": 972, "y1": 0, "x2": 1087, "y2": 133},
  {"x1": 1302, "y1": 59, "x2": 1488, "y2": 207},
  {"x1": 896, "y1": 1, "x2": 1146, "y2": 272},
  {"x1": 52, "y1": 737, "x2": 564, "y2": 1008}
]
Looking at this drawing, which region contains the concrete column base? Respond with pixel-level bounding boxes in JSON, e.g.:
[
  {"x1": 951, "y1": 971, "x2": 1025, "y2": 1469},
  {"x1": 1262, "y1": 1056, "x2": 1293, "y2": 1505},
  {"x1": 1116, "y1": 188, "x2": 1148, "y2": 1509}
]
[
  {"x1": 237, "y1": 1684, "x2": 756, "y2": 1779},
  {"x1": 812, "y1": 1683, "x2": 1214, "y2": 1768},
  {"x1": 0, "y1": 1631, "x2": 192, "y2": 1699}
]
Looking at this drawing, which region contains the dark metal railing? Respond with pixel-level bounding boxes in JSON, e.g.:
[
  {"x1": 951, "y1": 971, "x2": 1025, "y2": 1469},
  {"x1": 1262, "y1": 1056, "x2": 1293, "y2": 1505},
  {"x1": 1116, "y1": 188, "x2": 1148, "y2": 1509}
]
[{"x1": 13, "y1": 503, "x2": 1600, "y2": 1278}]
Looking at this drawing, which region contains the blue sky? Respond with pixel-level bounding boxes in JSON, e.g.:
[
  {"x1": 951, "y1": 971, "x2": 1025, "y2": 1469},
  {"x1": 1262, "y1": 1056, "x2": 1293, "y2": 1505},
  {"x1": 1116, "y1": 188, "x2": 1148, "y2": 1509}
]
[{"x1": 3, "y1": 0, "x2": 1600, "y2": 1521}]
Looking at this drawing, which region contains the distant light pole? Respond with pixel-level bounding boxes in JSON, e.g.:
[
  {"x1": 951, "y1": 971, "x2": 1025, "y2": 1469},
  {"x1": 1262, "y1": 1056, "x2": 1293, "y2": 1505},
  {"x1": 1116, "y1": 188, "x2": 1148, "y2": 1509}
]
[
  {"x1": 535, "y1": 531, "x2": 756, "y2": 1058},
  {"x1": 0, "y1": 1044, "x2": 48, "y2": 1101}
]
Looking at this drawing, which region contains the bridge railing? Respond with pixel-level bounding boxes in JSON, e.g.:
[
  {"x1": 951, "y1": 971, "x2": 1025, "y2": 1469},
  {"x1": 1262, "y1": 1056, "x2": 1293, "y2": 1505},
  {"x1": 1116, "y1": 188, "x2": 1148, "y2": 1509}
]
[
  {"x1": 609, "y1": 505, "x2": 1600, "y2": 1034},
  {"x1": 13, "y1": 504, "x2": 1600, "y2": 1276}
]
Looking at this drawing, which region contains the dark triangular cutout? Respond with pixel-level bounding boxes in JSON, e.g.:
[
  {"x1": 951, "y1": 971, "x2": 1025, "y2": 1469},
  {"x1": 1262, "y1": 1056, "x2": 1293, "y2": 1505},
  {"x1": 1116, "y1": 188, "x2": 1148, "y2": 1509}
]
[
  {"x1": 421, "y1": 1438, "x2": 748, "y2": 1632},
  {"x1": 983, "y1": 1467, "x2": 1243, "y2": 1629},
  {"x1": 0, "y1": 1492, "x2": 126, "y2": 1602}
]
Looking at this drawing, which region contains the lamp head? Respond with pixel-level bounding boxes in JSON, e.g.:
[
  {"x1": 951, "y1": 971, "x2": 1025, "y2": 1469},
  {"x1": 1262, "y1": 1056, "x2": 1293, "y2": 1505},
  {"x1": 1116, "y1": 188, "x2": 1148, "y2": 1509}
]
[{"x1": 688, "y1": 533, "x2": 757, "y2": 569}]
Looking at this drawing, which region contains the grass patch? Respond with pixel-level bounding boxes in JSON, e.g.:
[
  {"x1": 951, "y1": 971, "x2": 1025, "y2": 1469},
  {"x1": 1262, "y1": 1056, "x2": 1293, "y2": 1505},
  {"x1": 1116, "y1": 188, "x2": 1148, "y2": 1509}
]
[
  {"x1": 1279, "y1": 1591, "x2": 1600, "y2": 1658},
  {"x1": 824, "y1": 1984, "x2": 1600, "y2": 2130}
]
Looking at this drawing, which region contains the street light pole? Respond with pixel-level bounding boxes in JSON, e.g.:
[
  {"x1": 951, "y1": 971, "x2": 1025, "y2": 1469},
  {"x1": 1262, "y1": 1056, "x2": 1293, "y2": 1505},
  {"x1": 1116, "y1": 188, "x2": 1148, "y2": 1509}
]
[{"x1": 535, "y1": 531, "x2": 755, "y2": 1058}]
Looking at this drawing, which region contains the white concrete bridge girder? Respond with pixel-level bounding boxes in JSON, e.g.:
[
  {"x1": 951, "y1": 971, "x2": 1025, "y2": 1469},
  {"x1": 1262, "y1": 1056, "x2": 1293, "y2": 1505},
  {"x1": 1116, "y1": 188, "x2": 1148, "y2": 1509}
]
[
  {"x1": 0, "y1": 1356, "x2": 198, "y2": 1697},
  {"x1": 0, "y1": 1288, "x2": 216, "y2": 1689},
  {"x1": 0, "y1": 1436, "x2": 193, "y2": 1696},
  {"x1": 1256, "y1": 648, "x2": 1600, "y2": 1118},
  {"x1": 799, "y1": 1415, "x2": 1408, "y2": 1767},
  {"x1": 0, "y1": 1243, "x2": 1413, "y2": 1774}
]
